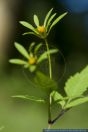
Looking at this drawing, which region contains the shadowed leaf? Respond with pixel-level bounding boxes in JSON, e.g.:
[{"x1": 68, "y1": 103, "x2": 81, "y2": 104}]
[{"x1": 34, "y1": 71, "x2": 58, "y2": 92}]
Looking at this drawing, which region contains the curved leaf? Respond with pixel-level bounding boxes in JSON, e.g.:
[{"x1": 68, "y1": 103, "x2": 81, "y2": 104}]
[
  {"x1": 29, "y1": 42, "x2": 36, "y2": 52},
  {"x1": 46, "y1": 13, "x2": 57, "y2": 30},
  {"x1": 49, "y1": 12, "x2": 68, "y2": 33},
  {"x1": 15, "y1": 42, "x2": 29, "y2": 59},
  {"x1": 23, "y1": 32, "x2": 36, "y2": 35},
  {"x1": 44, "y1": 8, "x2": 53, "y2": 27},
  {"x1": 34, "y1": 43, "x2": 42, "y2": 54},
  {"x1": 37, "y1": 49, "x2": 58, "y2": 63}
]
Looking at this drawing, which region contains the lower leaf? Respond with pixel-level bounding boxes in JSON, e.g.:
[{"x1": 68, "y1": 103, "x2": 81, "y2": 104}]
[
  {"x1": 65, "y1": 96, "x2": 88, "y2": 109},
  {"x1": 12, "y1": 95, "x2": 45, "y2": 103}
]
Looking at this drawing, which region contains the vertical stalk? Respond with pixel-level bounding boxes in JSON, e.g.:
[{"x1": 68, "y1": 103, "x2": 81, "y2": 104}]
[
  {"x1": 44, "y1": 39, "x2": 52, "y2": 79},
  {"x1": 44, "y1": 38, "x2": 52, "y2": 129}
]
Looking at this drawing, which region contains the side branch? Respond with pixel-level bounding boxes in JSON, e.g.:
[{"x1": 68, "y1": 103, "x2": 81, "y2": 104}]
[{"x1": 49, "y1": 108, "x2": 70, "y2": 125}]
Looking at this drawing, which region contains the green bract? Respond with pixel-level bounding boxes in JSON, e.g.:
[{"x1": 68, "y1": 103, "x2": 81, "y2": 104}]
[
  {"x1": 9, "y1": 42, "x2": 58, "y2": 72},
  {"x1": 20, "y1": 8, "x2": 67, "y2": 39}
]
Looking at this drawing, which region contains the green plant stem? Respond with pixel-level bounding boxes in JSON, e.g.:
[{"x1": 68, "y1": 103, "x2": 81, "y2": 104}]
[
  {"x1": 44, "y1": 38, "x2": 52, "y2": 129},
  {"x1": 51, "y1": 108, "x2": 70, "y2": 125},
  {"x1": 44, "y1": 39, "x2": 52, "y2": 79}
]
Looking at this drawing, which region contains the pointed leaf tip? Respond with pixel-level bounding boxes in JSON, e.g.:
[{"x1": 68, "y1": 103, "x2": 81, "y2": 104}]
[
  {"x1": 9, "y1": 59, "x2": 27, "y2": 65},
  {"x1": 34, "y1": 14, "x2": 39, "y2": 27},
  {"x1": 49, "y1": 12, "x2": 68, "y2": 32},
  {"x1": 14, "y1": 42, "x2": 29, "y2": 59},
  {"x1": 44, "y1": 8, "x2": 54, "y2": 27}
]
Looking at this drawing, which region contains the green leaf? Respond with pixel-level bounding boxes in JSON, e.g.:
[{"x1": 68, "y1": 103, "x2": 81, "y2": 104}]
[
  {"x1": 46, "y1": 13, "x2": 57, "y2": 30},
  {"x1": 9, "y1": 59, "x2": 27, "y2": 65},
  {"x1": 37, "y1": 49, "x2": 58, "y2": 63},
  {"x1": 44, "y1": 8, "x2": 53, "y2": 27},
  {"x1": 34, "y1": 43, "x2": 42, "y2": 54},
  {"x1": 20, "y1": 21, "x2": 38, "y2": 34},
  {"x1": 14, "y1": 42, "x2": 29, "y2": 59},
  {"x1": 34, "y1": 71, "x2": 58, "y2": 92},
  {"x1": 23, "y1": 32, "x2": 36, "y2": 35},
  {"x1": 64, "y1": 66, "x2": 88, "y2": 97},
  {"x1": 34, "y1": 15, "x2": 39, "y2": 27},
  {"x1": 65, "y1": 97, "x2": 88, "y2": 109},
  {"x1": 12, "y1": 95, "x2": 45, "y2": 103},
  {"x1": 49, "y1": 12, "x2": 68, "y2": 32},
  {"x1": 29, "y1": 65, "x2": 36, "y2": 72},
  {"x1": 29, "y1": 42, "x2": 35, "y2": 52},
  {"x1": 51, "y1": 91, "x2": 66, "y2": 108}
]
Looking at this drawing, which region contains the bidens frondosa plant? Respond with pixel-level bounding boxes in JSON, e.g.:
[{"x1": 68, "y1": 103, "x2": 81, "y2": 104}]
[{"x1": 9, "y1": 8, "x2": 88, "y2": 129}]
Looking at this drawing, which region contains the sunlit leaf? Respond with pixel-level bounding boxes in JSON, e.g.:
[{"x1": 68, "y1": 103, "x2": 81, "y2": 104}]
[
  {"x1": 15, "y1": 42, "x2": 29, "y2": 59},
  {"x1": 34, "y1": 15, "x2": 39, "y2": 27},
  {"x1": 65, "y1": 97, "x2": 88, "y2": 109},
  {"x1": 20, "y1": 21, "x2": 38, "y2": 34},
  {"x1": 46, "y1": 13, "x2": 57, "y2": 30},
  {"x1": 64, "y1": 66, "x2": 88, "y2": 97},
  {"x1": 44, "y1": 8, "x2": 53, "y2": 27},
  {"x1": 12, "y1": 95, "x2": 45, "y2": 103},
  {"x1": 9, "y1": 59, "x2": 27, "y2": 65},
  {"x1": 49, "y1": 12, "x2": 68, "y2": 33},
  {"x1": 23, "y1": 32, "x2": 36, "y2": 35},
  {"x1": 37, "y1": 49, "x2": 58, "y2": 63}
]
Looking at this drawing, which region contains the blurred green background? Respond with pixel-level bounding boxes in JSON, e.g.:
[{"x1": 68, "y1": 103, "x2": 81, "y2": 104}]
[{"x1": 0, "y1": 0, "x2": 88, "y2": 132}]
